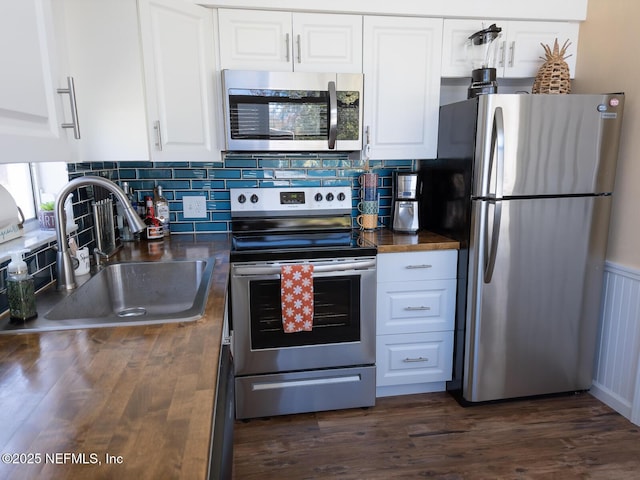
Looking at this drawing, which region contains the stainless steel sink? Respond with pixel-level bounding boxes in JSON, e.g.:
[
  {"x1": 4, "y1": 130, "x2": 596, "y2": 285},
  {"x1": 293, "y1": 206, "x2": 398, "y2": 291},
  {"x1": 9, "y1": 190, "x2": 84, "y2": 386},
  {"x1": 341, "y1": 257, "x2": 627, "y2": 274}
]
[{"x1": 0, "y1": 258, "x2": 215, "y2": 333}]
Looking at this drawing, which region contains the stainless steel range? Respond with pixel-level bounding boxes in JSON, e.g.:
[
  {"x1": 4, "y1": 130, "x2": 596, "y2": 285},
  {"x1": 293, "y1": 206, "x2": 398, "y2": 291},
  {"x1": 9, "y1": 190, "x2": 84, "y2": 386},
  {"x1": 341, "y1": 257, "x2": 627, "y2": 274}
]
[{"x1": 229, "y1": 186, "x2": 377, "y2": 419}]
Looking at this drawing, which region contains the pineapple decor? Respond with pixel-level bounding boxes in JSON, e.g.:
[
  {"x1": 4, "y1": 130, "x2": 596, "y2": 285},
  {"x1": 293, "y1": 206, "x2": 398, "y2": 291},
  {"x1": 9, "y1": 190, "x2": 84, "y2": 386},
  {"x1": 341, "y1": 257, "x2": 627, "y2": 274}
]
[{"x1": 532, "y1": 38, "x2": 572, "y2": 94}]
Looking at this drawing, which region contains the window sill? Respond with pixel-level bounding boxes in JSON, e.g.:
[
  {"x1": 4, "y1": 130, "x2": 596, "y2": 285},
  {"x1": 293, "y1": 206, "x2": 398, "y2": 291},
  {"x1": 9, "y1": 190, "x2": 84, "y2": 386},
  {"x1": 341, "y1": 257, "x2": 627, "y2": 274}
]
[{"x1": 0, "y1": 219, "x2": 77, "y2": 264}]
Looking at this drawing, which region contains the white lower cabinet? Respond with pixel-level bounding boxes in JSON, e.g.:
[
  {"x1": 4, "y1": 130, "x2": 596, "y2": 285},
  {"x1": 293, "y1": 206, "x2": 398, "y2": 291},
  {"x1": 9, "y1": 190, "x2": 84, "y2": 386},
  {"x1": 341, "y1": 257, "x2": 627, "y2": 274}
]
[
  {"x1": 376, "y1": 331, "x2": 453, "y2": 386},
  {"x1": 376, "y1": 249, "x2": 457, "y2": 397}
]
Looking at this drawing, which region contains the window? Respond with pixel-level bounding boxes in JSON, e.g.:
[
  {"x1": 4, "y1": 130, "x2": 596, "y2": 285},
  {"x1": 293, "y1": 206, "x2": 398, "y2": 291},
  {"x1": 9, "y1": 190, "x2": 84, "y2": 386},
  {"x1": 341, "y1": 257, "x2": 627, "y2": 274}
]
[
  {"x1": 0, "y1": 162, "x2": 69, "y2": 224},
  {"x1": 0, "y1": 163, "x2": 37, "y2": 220}
]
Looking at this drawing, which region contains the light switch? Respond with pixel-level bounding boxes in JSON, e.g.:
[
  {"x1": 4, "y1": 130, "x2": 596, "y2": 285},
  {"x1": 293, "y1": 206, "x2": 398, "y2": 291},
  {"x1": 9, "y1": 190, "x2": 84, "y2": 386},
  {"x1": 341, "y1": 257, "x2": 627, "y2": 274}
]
[{"x1": 183, "y1": 196, "x2": 207, "y2": 219}]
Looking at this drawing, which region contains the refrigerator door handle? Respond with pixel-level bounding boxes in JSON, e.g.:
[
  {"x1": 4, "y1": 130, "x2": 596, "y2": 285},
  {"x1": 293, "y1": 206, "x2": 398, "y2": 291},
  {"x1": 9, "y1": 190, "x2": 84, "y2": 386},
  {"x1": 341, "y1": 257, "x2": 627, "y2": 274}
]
[
  {"x1": 483, "y1": 199, "x2": 502, "y2": 283},
  {"x1": 492, "y1": 106, "x2": 505, "y2": 199},
  {"x1": 482, "y1": 106, "x2": 504, "y2": 283}
]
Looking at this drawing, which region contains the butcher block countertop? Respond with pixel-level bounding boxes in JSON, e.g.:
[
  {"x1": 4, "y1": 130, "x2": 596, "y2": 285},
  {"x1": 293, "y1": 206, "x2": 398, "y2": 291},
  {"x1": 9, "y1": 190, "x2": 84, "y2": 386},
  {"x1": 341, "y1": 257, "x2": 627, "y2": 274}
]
[
  {"x1": 0, "y1": 234, "x2": 230, "y2": 480},
  {"x1": 0, "y1": 228, "x2": 456, "y2": 479},
  {"x1": 361, "y1": 228, "x2": 460, "y2": 253}
]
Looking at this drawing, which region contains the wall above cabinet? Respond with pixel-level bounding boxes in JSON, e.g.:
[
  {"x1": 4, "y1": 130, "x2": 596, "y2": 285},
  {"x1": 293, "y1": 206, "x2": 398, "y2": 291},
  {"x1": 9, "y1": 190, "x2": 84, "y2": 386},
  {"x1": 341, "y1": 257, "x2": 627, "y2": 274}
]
[{"x1": 199, "y1": 0, "x2": 588, "y2": 22}]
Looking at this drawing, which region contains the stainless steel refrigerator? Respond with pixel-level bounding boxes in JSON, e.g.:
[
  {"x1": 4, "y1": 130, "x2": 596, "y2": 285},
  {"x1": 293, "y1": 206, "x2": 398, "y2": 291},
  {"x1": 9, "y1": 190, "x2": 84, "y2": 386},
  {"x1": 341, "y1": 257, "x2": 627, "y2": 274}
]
[{"x1": 419, "y1": 94, "x2": 625, "y2": 403}]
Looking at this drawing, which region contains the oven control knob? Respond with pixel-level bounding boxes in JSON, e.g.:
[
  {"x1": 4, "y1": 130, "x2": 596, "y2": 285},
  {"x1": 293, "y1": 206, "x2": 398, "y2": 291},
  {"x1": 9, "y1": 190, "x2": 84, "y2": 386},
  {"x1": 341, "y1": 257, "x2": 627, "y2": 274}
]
[
  {"x1": 314, "y1": 193, "x2": 323, "y2": 202},
  {"x1": 337, "y1": 192, "x2": 346, "y2": 202},
  {"x1": 250, "y1": 194, "x2": 259, "y2": 204},
  {"x1": 237, "y1": 194, "x2": 246, "y2": 204},
  {"x1": 326, "y1": 192, "x2": 334, "y2": 202}
]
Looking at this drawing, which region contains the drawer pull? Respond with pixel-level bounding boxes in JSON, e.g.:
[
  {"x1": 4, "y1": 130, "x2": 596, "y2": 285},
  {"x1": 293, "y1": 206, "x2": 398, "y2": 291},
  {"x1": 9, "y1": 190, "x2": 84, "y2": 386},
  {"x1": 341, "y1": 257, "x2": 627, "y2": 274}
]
[
  {"x1": 405, "y1": 264, "x2": 432, "y2": 269},
  {"x1": 404, "y1": 306, "x2": 431, "y2": 311},
  {"x1": 403, "y1": 357, "x2": 429, "y2": 363}
]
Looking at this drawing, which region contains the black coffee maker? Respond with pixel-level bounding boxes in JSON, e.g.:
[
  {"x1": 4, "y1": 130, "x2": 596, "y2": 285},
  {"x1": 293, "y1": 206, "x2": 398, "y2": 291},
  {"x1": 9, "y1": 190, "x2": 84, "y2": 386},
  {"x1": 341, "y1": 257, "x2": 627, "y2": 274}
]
[{"x1": 466, "y1": 24, "x2": 502, "y2": 98}]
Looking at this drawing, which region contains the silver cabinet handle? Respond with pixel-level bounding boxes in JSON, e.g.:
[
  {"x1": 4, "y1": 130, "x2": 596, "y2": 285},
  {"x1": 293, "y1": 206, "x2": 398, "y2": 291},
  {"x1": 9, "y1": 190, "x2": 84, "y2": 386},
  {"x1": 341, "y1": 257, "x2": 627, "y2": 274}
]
[
  {"x1": 404, "y1": 306, "x2": 431, "y2": 311},
  {"x1": 328, "y1": 80, "x2": 337, "y2": 149},
  {"x1": 296, "y1": 34, "x2": 301, "y2": 63},
  {"x1": 403, "y1": 357, "x2": 429, "y2": 363},
  {"x1": 57, "y1": 76, "x2": 81, "y2": 139},
  {"x1": 405, "y1": 264, "x2": 432, "y2": 269},
  {"x1": 285, "y1": 33, "x2": 290, "y2": 62},
  {"x1": 499, "y1": 40, "x2": 506, "y2": 67},
  {"x1": 154, "y1": 120, "x2": 163, "y2": 151},
  {"x1": 364, "y1": 125, "x2": 371, "y2": 159},
  {"x1": 509, "y1": 41, "x2": 516, "y2": 67}
]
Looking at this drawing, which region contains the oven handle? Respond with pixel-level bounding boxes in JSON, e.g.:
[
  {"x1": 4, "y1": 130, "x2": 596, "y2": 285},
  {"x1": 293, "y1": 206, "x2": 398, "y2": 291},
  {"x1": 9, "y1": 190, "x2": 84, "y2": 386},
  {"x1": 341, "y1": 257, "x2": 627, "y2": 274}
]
[{"x1": 232, "y1": 258, "x2": 376, "y2": 276}]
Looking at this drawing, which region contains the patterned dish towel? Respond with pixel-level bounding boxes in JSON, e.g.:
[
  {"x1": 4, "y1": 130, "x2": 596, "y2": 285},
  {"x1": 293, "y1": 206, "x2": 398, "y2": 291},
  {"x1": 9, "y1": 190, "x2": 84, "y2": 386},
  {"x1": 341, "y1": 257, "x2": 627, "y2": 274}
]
[{"x1": 281, "y1": 264, "x2": 314, "y2": 333}]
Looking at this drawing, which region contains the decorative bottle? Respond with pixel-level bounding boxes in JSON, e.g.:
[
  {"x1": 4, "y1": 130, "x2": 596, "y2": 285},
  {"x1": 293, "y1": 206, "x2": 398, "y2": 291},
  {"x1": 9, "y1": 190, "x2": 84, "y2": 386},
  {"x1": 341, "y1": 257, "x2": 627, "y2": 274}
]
[
  {"x1": 143, "y1": 196, "x2": 164, "y2": 240},
  {"x1": 153, "y1": 185, "x2": 170, "y2": 236}
]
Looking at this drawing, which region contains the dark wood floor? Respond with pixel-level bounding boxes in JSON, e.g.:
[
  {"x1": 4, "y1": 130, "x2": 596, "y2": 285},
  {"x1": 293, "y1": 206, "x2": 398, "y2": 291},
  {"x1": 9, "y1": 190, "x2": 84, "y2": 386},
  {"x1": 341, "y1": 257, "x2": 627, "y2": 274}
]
[{"x1": 233, "y1": 392, "x2": 640, "y2": 479}]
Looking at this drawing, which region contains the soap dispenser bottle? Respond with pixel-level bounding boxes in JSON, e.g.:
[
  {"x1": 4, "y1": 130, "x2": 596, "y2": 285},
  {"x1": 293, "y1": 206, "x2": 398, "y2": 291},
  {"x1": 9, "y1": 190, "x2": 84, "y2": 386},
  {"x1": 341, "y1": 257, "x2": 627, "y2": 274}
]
[{"x1": 6, "y1": 250, "x2": 37, "y2": 322}]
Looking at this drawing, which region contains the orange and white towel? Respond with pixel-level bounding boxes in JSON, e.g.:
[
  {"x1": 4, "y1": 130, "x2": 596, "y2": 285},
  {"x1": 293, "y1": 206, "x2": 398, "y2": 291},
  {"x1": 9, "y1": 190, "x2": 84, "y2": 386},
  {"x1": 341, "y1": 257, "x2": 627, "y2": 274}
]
[{"x1": 281, "y1": 264, "x2": 314, "y2": 333}]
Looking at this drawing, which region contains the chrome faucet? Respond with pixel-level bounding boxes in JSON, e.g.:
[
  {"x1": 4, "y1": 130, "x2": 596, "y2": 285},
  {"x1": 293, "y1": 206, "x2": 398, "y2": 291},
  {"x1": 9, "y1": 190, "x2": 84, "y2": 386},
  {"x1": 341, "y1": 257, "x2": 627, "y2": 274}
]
[{"x1": 54, "y1": 176, "x2": 146, "y2": 291}]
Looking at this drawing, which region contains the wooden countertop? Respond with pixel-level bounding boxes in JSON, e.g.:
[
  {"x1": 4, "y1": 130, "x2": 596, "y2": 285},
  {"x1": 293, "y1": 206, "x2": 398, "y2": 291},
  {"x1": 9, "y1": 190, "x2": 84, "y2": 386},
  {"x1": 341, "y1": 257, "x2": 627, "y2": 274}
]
[
  {"x1": 0, "y1": 234, "x2": 231, "y2": 480},
  {"x1": 358, "y1": 228, "x2": 460, "y2": 253},
  {"x1": 0, "y1": 228, "x2": 456, "y2": 479}
]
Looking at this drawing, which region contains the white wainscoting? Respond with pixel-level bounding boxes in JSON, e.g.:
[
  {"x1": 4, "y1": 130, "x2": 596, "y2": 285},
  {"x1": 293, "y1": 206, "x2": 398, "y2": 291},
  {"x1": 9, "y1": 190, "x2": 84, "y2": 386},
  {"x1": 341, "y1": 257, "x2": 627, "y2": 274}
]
[{"x1": 591, "y1": 261, "x2": 640, "y2": 425}]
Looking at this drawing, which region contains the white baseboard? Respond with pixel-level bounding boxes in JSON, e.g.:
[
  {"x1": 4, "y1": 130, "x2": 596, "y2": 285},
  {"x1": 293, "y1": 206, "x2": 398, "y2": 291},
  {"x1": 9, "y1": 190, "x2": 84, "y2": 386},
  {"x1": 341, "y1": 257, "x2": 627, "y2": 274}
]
[{"x1": 376, "y1": 381, "x2": 446, "y2": 398}]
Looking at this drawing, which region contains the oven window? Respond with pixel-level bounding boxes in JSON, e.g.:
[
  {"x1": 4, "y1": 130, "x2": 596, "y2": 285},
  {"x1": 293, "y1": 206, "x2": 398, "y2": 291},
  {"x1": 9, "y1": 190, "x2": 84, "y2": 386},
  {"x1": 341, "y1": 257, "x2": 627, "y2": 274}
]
[{"x1": 248, "y1": 275, "x2": 361, "y2": 349}]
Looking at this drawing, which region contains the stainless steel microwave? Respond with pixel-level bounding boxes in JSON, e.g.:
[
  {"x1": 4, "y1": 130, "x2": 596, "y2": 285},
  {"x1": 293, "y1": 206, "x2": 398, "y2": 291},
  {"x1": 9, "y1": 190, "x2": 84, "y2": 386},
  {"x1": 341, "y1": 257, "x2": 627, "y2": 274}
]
[{"x1": 222, "y1": 70, "x2": 363, "y2": 152}]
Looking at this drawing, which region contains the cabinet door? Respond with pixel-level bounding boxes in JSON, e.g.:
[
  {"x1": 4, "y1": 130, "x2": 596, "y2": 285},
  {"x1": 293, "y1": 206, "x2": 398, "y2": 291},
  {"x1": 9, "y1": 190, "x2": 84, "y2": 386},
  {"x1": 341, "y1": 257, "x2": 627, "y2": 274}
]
[
  {"x1": 377, "y1": 279, "x2": 456, "y2": 335},
  {"x1": 63, "y1": 0, "x2": 149, "y2": 161},
  {"x1": 292, "y1": 13, "x2": 362, "y2": 73},
  {"x1": 363, "y1": 16, "x2": 442, "y2": 160},
  {"x1": 218, "y1": 9, "x2": 292, "y2": 71},
  {"x1": 442, "y1": 19, "x2": 580, "y2": 80},
  {"x1": 0, "y1": 0, "x2": 73, "y2": 163},
  {"x1": 504, "y1": 21, "x2": 579, "y2": 78},
  {"x1": 441, "y1": 19, "x2": 501, "y2": 78},
  {"x1": 378, "y1": 250, "x2": 458, "y2": 282},
  {"x1": 376, "y1": 331, "x2": 453, "y2": 386},
  {"x1": 139, "y1": 0, "x2": 220, "y2": 161}
]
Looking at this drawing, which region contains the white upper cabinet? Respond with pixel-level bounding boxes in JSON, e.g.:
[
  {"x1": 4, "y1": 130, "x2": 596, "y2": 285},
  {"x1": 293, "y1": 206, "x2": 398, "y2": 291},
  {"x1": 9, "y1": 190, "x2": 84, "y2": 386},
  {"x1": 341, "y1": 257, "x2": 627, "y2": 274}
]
[
  {"x1": 442, "y1": 19, "x2": 580, "y2": 78},
  {"x1": 0, "y1": 0, "x2": 76, "y2": 163},
  {"x1": 504, "y1": 21, "x2": 579, "y2": 78},
  {"x1": 63, "y1": 0, "x2": 221, "y2": 163},
  {"x1": 218, "y1": 9, "x2": 362, "y2": 73},
  {"x1": 363, "y1": 16, "x2": 443, "y2": 160},
  {"x1": 63, "y1": 0, "x2": 149, "y2": 162},
  {"x1": 139, "y1": 0, "x2": 221, "y2": 161}
]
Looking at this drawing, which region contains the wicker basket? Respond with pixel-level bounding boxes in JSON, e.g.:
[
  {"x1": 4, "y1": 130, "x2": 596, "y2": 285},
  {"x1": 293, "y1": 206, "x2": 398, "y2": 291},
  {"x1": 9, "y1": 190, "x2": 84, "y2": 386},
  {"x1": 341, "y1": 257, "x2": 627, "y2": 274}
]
[{"x1": 532, "y1": 39, "x2": 572, "y2": 94}]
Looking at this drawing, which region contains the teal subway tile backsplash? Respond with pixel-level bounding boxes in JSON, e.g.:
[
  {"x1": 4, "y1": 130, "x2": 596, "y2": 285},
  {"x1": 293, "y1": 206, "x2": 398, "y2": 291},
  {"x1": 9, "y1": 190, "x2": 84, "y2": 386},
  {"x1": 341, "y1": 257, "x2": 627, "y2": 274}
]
[
  {"x1": 72, "y1": 153, "x2": 416, "y2": 234},
  {"x1": 174, "y1": 169, "x2": 207, "y2": 179}
]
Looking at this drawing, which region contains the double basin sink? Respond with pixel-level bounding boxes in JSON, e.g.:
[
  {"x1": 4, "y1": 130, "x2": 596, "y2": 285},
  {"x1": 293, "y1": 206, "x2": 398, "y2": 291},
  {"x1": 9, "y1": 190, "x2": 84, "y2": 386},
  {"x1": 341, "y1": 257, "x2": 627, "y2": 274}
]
[{"x1": 0, "y1": 257, "x2": 215, "y2": 333}]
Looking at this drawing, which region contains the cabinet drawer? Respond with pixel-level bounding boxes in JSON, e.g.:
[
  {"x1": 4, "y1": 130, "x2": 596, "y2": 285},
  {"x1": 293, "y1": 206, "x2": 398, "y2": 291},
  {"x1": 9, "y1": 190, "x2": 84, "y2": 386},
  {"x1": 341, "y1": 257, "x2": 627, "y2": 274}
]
[
  {"x1": 377, "y1": 279, "x2": 455, "y2": 334},
  {"x1": 377, "y1": 250, "x2": 457, "y2": 282},
  {"x1": 376, "y1": 331, "x2": 453, "y2": 386}
]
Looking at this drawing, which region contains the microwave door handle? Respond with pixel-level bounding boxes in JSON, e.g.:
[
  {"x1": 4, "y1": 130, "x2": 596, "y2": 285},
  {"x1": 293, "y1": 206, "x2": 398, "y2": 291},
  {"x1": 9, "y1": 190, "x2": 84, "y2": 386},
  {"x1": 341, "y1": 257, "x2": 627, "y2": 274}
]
[{"x1": 328, "y1": 81, "x2": 337, "y2": 149}]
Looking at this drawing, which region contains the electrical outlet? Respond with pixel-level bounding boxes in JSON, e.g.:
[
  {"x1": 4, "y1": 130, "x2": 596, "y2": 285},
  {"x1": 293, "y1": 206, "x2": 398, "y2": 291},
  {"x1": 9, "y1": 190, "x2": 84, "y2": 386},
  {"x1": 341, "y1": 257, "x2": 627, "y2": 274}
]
[{"x1": 183, "y1": 196, "x2": 207, "y2": 219}]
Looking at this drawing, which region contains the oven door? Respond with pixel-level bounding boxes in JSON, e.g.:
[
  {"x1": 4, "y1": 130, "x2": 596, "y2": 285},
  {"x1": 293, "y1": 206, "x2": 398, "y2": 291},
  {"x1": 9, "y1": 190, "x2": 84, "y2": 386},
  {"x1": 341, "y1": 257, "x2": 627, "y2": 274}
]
[{"x1": 230, "y1": 256, "x2": 376, "y2": 376}]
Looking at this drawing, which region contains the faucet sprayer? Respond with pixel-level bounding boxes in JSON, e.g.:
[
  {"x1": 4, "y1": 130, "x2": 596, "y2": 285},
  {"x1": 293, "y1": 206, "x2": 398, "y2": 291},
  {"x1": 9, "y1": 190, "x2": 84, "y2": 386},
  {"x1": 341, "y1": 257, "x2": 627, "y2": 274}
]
[{"x1": 54, "y1": 176, "x2": 146, "y2": 291}]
